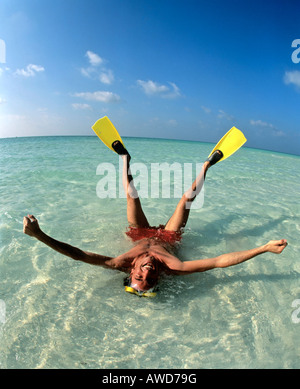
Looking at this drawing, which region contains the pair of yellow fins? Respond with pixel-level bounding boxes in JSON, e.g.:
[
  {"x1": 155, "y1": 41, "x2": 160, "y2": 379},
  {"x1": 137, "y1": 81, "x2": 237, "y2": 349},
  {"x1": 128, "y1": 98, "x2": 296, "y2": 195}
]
[{"x1": 91, "y1": 116, "x2": 247, "y2": 164}]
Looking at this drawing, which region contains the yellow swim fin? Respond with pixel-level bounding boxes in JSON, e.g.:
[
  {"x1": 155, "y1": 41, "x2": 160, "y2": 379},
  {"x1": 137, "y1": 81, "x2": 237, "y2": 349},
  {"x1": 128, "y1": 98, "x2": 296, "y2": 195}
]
[
  {"x1": 208, "y1": 127, "x2": 247, "y2": 164},
  {"x1": 91, "y1": 116, "x2": 125, "y2": 153}
]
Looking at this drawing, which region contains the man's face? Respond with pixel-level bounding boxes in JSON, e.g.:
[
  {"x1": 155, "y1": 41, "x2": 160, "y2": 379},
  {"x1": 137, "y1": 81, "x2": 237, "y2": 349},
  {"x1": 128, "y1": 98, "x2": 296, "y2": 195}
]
[{"x1": 130, "y1": 255, "x2": 159, "y2": 291}]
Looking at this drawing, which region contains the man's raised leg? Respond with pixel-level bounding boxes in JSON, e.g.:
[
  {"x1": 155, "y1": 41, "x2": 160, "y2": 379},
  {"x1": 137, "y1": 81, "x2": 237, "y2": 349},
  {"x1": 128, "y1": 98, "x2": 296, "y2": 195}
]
[
  {"x1": 121, "y1": 155, "x2": 150, "y2": 228},
  {"x1": 164, "y1": 150, "x2": 222, "y2": 232},
  {"x1": 164, "y1": 160, "x2": 210, "y2": 232}
]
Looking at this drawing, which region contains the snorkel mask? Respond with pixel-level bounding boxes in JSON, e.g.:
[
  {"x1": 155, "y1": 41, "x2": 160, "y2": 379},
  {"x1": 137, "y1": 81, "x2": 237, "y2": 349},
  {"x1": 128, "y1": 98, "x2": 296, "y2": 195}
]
[
  {"x1": 124, "y1": 277, "x2": 157, "y2": 298},
  {"x1": 124, "y1": 285, "x2": 157, "y2": 298}
]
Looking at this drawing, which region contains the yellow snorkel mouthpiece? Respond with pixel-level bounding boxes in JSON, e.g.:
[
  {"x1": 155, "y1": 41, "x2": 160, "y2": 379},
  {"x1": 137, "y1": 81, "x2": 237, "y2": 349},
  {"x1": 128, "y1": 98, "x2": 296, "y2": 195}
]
[{"x1": 125, "y1": 286, "x2": 157, "y2": 298}]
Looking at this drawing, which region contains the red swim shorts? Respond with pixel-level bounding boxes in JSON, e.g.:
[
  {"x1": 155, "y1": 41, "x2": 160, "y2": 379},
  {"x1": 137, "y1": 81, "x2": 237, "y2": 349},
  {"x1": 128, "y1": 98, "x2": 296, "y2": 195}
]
[{"x1": 126, "y1": 225, "x2": 182, "y2": 245}]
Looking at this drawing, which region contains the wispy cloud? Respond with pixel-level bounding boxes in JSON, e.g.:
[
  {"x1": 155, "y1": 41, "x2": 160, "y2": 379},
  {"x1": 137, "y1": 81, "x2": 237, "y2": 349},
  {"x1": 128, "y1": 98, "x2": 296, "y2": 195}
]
[
  {"x1": 137, "y1": 80, "x2": 168, "y2": 95},
  {"x1": 81, "y1": 51, "x2": 114, "y2": 85},
  {"x1": 71, "y1": 103, "x2": 92, "y2": 110},
  {"x1": 250, "y1": 119, "x2": 274, "y2": 128},
  {"x1": 73, "y1": 91, "x2": 121, "y2": 103},
  {"x1": 15, "y1": 64, "x2": 45, "y2": 77},
  {"x1": 201, "y1": 105, "x2": 211, "y2": 114},
  {"x1": 284, "y1": 70, "x2": 300, "y2": 90},
  {"x1": 250, "y1": 119, "x2": 285, "y2": 137},
  {"x1": 75, "y1": 51, "x2": 118, "y2": 106},
  {"x1": 80, "y1": 67, "x2": 93, "y2": 77},
  {"x1": 166, "y1": 119, "x2": 178, "y2": 127},
  {"x1": 0, "y1": 97, "x2": 6, "y2": 104},
  {"x1": 137, "y1": 80, "x2": 181, "y2": 99},
  {"x1": 166, "y1": 82, "x2": 181, "y2": 98},
  {"x1": 85, "y1": 50, "x2": 103, "y2": 66},
  {"x1": 272, "y1": 130, "x2": 285, "y2": 137},
  {"x1": 0, "y1": 67, "x2": 10, "y2": 77},
  {"x1": 218, "y1": 109, "x2": 234, "y2": 121},
  {"x1": 99, "y1": 69, "x2": 114, "y2": 85}
]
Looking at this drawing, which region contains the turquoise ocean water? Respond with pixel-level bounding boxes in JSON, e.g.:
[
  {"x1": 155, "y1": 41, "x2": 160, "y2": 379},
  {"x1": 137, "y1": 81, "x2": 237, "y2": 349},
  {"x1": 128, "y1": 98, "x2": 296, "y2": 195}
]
[{"x1": 0, "y1": 135, "x2": 300, "y2": 369}]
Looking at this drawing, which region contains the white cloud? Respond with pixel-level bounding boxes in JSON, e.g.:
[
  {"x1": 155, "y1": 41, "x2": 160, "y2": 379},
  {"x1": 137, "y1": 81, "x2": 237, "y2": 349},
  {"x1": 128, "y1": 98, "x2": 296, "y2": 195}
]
[
  {"x1": 15, "y1": 64, "x2": 45, "y2": 77},
  {"x1": 81, "y1": 51, "x2": 115, "y2": 86},
  {"x1": 73, "y1": 91, "x2": 121, "y2": 103},
  {"x1": 137, "y1": 80, "x2": 168, "y2": 95},
  {"x1": 72, "y1": 103, "x2": 92, "y2": 110},
  {"x1": 99, "y1": 69, "x2": 114, "y2": 85},
  {"x1": 201, "y1": 105, "x2": 211, "y2": 114},
  {"x1": 250, "y1": 119, "x2": 274, "y2": 128},
  {"x1": 0, "y1": 67, "x2": 10, "y2": 77},
  {"x1": 166, "y1": 82, "x2": 181, "y2": 98},
  {"x1": 273, "y1": 130, "x2": 285, "y2": 137},
  {"x1": 85, "y1": 51, "x2": 103, "y2": 66},
  {"x1": 137, "y1": 80, "x2": 181, "y2": 98},
  {"x1": 218, "y1": 109, "x2": 234, "y2": 121},
  {"x1": 250, "y1": 119, "x2": 285, "y2": 137},
  {"x1": 284, "y1": 70, "x2": 300, "y2": 89},
  {"x1": 0, "y1": 112, "x2": 65, "y2": 138},
  {"x1": 166, "y1": 119, "x2": 178, "y2": 127},
  {"x1": 0, "y1": 97, "x2": 6, "y2": 104},
  {"x1": 80, "y1": 67, "x2": 94, "y2": 78}
]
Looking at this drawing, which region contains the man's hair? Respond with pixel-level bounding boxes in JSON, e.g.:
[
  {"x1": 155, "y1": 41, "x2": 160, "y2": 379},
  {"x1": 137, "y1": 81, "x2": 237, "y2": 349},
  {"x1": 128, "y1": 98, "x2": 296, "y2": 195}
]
[{"x1": 123, "y1": 276, "x2": 131, "y2": 287}]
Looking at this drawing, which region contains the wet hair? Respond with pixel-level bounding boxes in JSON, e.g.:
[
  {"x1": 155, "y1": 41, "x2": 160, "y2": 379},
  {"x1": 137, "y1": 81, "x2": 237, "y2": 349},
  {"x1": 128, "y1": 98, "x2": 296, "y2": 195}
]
[{"x1": 123, "y1": 276, "x2": 131, "y2": 287}]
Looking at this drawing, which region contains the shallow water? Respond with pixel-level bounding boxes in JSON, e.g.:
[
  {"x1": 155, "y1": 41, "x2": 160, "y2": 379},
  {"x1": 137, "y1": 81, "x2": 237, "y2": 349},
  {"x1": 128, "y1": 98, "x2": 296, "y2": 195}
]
[{"x1": 0, "y1": 136, "x2": 300, "y2": 368}]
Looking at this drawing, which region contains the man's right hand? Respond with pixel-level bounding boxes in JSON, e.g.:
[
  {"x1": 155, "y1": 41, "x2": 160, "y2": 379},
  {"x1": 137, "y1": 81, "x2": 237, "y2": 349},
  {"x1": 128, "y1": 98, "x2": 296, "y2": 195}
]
[
  {"x1": 23, "y1": 215, "x2": 42, "y2": 238},
  {"x1": 265, "y1": 239, "x2": 288, "y2": 254}
]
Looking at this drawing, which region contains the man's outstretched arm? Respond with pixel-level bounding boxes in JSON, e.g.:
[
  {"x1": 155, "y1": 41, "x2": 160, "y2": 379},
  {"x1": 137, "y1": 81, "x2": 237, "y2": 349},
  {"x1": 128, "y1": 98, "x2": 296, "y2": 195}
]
[
  {"x1": 173, "y1": 240, "x2": 288, "y2": 275},
  {"x1": 23, "y1": 215, "x2": 113, "y2": 267}
]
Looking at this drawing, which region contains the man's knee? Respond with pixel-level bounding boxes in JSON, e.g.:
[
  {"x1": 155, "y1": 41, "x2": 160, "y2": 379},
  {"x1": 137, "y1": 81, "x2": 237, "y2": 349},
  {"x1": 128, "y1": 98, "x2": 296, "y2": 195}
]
[
  {"x1": 125, "y1": 181, "x2": 139, "y2": 199},
  {"x1": 183, "y1": 190, "x2": 196, "y2": 203}
]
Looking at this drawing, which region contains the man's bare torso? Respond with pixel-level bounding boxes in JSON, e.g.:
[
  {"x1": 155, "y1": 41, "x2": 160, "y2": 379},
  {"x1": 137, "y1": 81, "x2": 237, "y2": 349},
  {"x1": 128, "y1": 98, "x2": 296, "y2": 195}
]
[{"x1": 109, "y1": 238, "x2": 182, "y2": 274}]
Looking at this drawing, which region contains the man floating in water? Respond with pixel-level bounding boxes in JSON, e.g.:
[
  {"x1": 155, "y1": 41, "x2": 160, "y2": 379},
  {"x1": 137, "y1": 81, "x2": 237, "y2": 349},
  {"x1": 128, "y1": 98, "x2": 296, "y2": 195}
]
[{"x1": 23, "y1": 128, "x2": 287, "y2": 297}]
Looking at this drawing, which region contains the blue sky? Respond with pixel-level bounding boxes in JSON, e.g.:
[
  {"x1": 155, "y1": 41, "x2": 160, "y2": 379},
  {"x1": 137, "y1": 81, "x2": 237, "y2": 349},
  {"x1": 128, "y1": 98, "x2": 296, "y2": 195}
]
[{"x1": 0, "y1": 0, "x2": 300, "y2": 155}]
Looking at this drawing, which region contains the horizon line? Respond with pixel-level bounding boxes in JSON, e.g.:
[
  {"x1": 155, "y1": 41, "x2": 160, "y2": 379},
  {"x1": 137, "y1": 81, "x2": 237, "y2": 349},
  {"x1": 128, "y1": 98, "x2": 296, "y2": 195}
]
[{"x1": 0, "y1": 133, "x2": 299, "y2": 158}]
